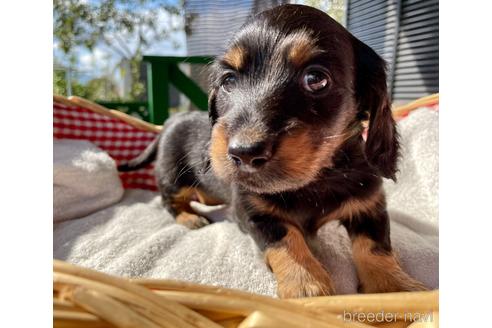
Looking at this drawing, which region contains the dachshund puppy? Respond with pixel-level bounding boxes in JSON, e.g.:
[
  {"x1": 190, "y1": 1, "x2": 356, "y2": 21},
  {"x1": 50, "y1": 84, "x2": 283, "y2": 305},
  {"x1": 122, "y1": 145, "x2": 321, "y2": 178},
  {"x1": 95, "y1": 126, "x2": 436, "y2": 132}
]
[{"x1": 119, "y1": 4, "x2": 427, "y2": 297}]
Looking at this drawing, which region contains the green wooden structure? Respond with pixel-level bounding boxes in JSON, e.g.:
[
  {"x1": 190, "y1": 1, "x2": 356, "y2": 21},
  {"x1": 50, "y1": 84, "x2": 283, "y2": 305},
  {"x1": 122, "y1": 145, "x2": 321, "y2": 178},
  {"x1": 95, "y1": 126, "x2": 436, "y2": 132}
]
[{"x1": 98, "y1": 55, "x2": 214, "y2": 125}]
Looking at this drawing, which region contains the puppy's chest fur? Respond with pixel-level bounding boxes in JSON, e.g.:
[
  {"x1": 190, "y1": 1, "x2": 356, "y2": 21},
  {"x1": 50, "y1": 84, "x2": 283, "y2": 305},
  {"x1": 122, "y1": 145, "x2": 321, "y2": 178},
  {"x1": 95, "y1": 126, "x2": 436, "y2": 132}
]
[{"x1": 236, "y1": 163, "x2": 382, "y2": 234}]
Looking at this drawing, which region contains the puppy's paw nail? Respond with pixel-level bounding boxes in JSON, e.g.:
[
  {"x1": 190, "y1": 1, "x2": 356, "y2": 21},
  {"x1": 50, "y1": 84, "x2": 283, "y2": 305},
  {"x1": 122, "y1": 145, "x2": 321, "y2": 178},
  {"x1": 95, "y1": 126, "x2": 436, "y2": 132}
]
[
  {"x1": 195, "y1": 216, "x2": 211, "y2": 228},
  {"x1": 402, "y1": 279, "x2": 428, "y2": 292},
  {"x1": 276, "y1": 270, "x2": 335, "y2": 298},
  {"x1": 184, "y1": 216, "x2": 209, "y2": 229},
  {"x1": 360, "y1": 273, "x2": 428, "y2": 293},
  {"x1": 176, "y1": 213, "x2": 210, "y2": 229},
  {"x1": 278, "y1": 281, "x2": 335, "y2": 298}
]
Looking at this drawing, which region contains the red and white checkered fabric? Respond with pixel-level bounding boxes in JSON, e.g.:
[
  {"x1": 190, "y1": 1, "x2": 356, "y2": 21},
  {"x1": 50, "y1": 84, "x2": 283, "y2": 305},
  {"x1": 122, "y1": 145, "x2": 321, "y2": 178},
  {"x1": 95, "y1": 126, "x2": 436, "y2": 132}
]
[{"x1": 53, "y1": 102, "x2": 158, "y2": 191}]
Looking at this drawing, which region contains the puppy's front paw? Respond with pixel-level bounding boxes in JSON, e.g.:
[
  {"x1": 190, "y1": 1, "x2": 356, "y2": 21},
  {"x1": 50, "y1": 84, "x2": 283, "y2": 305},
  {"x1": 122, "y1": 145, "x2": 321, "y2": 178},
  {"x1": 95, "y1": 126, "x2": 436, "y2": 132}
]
[
  {"x1": 359, "y1": 273, "x2": 428, "y2": 293},
  {"x1": 356, "y1": 256, "x2": 429, "y2": 293},
  {"x1": 176, "y1": 212, "x2": 210, "y2": 229},
  {"x1": 360, "y1": 270, "x2": 428, "y2": 293},
  {"x1": 275, "y1": 262, "x2": 335, "y2": 298},
  {"x1": 352, "y1": 236, "x2": 428, "y2": 293}
]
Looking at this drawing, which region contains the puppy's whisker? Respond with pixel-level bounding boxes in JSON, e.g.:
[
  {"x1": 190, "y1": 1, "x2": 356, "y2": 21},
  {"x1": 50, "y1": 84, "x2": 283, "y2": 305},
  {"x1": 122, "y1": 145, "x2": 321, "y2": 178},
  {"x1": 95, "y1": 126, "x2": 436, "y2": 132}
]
[
  {"x1": 173, "y1": 156, "x2": 208, "y2": 185},
  {"x1": 322, "y1": 132, "x2": 349, "y2": 139}
]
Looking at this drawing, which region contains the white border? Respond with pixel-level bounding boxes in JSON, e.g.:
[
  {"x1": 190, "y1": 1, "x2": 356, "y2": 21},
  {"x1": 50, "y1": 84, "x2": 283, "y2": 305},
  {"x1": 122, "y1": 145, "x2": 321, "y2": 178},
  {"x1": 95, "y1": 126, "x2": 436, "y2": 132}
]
[
  {"x1": 0, "y1": 2, "x2": 52, "y2": 327},
  {"x1": 440, "y1": 1, "x2": 492, "y2": 327},
  {"x1": 2, "y1": 1, "x2": 492, "y2": 327}
]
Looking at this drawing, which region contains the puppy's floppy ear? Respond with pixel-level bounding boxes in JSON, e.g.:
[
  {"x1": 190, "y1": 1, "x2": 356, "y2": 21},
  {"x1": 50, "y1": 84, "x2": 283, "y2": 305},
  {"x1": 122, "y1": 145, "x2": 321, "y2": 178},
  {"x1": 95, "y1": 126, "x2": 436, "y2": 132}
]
[
  {"x1": 352, "y1": 38, "x2": 399, "y2": 181},
  {"x1": 208, "y1": 86, "x2": 219, "y2": 125},
  {"x1": 208, "y1": 61, "x2": 221, "y2": 125}
]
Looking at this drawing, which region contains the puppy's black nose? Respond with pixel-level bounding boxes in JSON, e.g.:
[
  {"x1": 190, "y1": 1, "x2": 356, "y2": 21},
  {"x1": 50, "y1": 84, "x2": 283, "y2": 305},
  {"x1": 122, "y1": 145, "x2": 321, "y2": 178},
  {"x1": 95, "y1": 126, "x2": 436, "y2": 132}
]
[{"x1": 228, "y1": 139, "x2": 272, "y2": 169}]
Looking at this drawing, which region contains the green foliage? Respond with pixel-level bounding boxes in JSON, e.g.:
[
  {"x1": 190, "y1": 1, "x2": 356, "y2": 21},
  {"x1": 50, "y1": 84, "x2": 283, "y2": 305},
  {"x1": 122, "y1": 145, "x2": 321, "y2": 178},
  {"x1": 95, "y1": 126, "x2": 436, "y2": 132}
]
[
  {"x1": 53, "y1": 70, "x2": 89, "y2": 98},
  {"x1": 53, "y1": 69, "x2": 120, "y2": 101},
  {"x1": 53, "y1": 0, "x2": 184, "y2": 101},
  {"x1": 304, "y1": 0, "x2": 346, "y2": 24},
  {"x1": 53, "y1": 0, "x2": 183, "y2": 56},
  {"x1": 53, "y1": 70, "x2": 68, "y2": 96},
  {"x1": 85, "y1": 77, "x2": 120, "y2": 101},
  {"x1": 129, "y1": 55, "x2": 145, "y2": 100}
]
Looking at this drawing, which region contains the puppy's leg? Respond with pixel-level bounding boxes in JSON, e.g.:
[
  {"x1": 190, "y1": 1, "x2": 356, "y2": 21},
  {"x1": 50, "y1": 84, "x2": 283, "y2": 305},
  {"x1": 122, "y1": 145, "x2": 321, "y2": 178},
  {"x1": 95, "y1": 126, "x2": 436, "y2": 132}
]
[
  {"x1": 262, "y1": 222, "x2": 335, "y2": 298},
  {"x1": 342, "y1": 211, "x2": 427, "y2": 293},
  {"x1": 171, "y1": 187, "x2": 211, "y2": 229},
  {"x1": 175, "y1": 211, "x2": 210, "y2": 229}
]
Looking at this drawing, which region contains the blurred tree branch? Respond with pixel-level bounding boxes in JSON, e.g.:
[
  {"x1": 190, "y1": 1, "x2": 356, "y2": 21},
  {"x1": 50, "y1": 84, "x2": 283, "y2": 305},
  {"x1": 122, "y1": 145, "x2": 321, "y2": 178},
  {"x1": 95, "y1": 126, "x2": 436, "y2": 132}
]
[{"x1": 53, "y1": 0, "x2": 184, "y2": 100}]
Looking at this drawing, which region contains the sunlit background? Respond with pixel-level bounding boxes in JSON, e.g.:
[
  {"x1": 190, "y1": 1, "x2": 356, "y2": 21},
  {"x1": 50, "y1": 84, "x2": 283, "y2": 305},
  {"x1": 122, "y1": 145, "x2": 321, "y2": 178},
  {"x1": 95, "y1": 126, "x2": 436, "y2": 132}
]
[
  {"x1": 53, "y1": 1, "x2": 344, "y2": 105},
  {"x1": 53, "y1": 0, "x2": 437, "y2": 120}
]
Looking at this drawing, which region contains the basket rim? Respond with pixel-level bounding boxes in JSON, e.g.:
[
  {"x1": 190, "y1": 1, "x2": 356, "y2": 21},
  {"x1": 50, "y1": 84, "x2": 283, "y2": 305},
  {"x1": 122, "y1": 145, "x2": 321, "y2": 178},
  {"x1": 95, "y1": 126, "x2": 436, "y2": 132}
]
[
  {"x1": 54, "y1": 95, "x2": 162, "y2": 133},
  {"x1": 53, "y1": 259, "x2": 439, "y2": 328}
]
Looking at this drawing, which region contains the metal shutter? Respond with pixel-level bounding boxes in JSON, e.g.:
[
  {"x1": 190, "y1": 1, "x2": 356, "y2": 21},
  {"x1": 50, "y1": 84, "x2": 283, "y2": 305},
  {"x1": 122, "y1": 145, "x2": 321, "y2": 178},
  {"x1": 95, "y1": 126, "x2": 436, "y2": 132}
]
[
  {"x1": 184, "y1": 0, "x2": 254, "y2": 56},
  {"x1": 346, "y1": 0, "x2": 439, "y2": 103},
  {"x1": 346, "y1": 0, "x2": 399, "y2": 77},
  {"x1": 184, "y1": 0, "x2": 286, "y2": 56},
  {"x1": 392, "y1": 0, "x2": 439, "y2": 103}
]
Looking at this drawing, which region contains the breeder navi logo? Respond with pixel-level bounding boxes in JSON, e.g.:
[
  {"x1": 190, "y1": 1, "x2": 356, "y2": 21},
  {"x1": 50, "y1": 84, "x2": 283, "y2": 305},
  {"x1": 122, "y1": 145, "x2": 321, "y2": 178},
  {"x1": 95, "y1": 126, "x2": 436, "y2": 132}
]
[{"x1": 343, "y1": 310, "x2": 434, "y2": 324}]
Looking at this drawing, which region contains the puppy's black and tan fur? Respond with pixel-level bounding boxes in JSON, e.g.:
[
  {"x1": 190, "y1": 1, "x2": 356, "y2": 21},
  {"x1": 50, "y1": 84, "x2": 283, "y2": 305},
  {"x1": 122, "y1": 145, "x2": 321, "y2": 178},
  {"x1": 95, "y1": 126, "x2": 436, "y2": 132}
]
[{"x1": 120, "y1": 4, "x2": 427, "y2": 297}]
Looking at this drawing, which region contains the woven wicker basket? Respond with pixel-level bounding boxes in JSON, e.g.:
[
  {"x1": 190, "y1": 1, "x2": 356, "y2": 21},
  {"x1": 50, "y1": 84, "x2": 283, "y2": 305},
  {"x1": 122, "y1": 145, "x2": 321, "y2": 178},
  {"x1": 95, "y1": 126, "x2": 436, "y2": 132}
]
[
  {"x1": 53, "y1": 95, "x2": 439, "y2": 328},
  {"x1": 53, "y1": 260, "x2": 438, "y2": 328}
]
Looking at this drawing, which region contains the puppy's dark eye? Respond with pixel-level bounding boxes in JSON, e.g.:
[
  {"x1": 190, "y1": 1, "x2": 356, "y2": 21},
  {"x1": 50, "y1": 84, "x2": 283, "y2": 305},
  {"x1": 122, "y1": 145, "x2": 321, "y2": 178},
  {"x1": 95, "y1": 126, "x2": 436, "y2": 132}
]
[
  {"x1": 302, "y1": 67, "x2": 330, "y2": 93},
  {"x1": 221, "y1": 74, "x2": 237, "y2": 92}
]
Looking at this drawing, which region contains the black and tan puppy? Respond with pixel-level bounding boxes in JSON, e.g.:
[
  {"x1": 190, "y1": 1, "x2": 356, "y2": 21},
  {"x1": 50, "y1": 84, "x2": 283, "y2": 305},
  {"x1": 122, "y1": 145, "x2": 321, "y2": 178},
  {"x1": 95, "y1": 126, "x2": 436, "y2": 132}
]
[{"x1": 120, "y1": 4, "x2": 427, "y2": 297}]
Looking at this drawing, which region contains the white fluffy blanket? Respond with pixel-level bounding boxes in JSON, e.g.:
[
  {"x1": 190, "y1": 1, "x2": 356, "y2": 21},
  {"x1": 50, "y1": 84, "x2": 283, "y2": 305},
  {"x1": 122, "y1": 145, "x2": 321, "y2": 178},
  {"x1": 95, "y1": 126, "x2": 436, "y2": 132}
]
[
  {"x1": 53, "y1": 139, "x2": 124, "y2": 222},
  {"x1": 53, "y1": 108, "x2": 439, "y2": 296}
]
